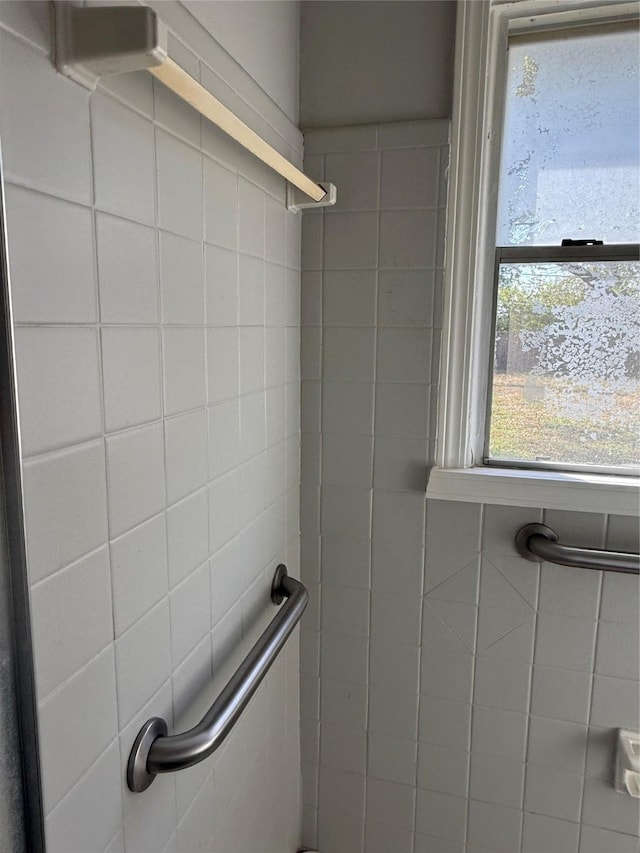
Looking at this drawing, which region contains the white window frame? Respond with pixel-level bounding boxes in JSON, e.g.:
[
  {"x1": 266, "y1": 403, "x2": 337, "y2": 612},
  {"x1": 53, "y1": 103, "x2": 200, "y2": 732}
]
[{"x1": 427, "y1": 0, "x2": 640, "y2": 516}]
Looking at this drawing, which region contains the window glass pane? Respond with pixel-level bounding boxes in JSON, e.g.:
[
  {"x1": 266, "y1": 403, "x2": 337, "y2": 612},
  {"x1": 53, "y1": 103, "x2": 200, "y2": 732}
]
[
  {"x1": 488, "y1": 260, "x2": 640, "y2": 470},
  {"x1": 496, "y1": 25, "x2": 640, "y2": 246}
]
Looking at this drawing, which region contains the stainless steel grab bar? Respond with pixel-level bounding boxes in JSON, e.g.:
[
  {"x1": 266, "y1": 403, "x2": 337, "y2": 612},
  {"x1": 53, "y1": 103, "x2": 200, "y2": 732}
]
[
  {"x1": 127, "y1": 564, "x2": 308, "y2": 792},
  {"x1": 516, "y1": 524, "x2": 640, "y2": 574}
]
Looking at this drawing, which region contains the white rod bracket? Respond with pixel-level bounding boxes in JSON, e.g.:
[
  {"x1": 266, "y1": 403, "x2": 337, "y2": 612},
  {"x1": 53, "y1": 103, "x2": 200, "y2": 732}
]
[
  {"x1": 287, "y1": 182, "x2": 337, "y2": 214},
  {"x1": 52, "y1": 2, "x2": 167, "y2": 90}
]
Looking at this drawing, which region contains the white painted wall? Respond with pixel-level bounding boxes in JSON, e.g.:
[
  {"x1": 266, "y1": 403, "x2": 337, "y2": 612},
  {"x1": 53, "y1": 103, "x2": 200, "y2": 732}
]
[
  {"x1": 181, "y1": 0, "x2": 301, "y2": 123},
  {"x1": 300, "y1": 0, "x2": 456, "y2": 128}
]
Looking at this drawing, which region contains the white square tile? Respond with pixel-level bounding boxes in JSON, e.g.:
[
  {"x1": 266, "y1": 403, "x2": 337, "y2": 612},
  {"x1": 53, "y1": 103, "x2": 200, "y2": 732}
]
[
  {"x1": 38, "y1": 646, "x2": 117, "y2": 812},
  {"x1": 6, "y1": 186, "x2": 96, "y2": 323},
  {"x1": 370, "y1": 591, "x2": 421, "y2": 645},
  {"x1": 208, "y1": 471, "x2": 241, "y2": 554},
  {"x1": 373, "y1": 436, "x2": 428, "y2": 491},
  {"x1": 418, "y1": 697, "x2": 471, "y2": 750},
  {"x1": 320, "y1": 722, "x2": 366, "y2": 775},
  {"x1": 366, "y1": 778, "x2": 415, "y2": 831},
  {"x1": 381, "y1": 148, "x2": 440, "y2": 209},
  {"x1": 323, "y1": 328, "x2": 376, "y2": 382},
  {"x1": 469, "y1": 753, "x2": 524, "y2": 809},
  {"x1": 324, "y1": 212, "x2": 378, "y2": 270},
  {"x1": 266, "y1": 326, "x2": 286, "y2": 389},
  {"x1": 321, "y1": 584, "x2": 370, "y2": 638},
  {"x1": 324, "y1": 150, "x2": 379, "y2": 211},
  {"x1": 115, "y1": 599, "x2": 171, "y2": 726},
  {"x1": 15, "y1": 327, "x2": 102, "y2": 456},
  {"x1": 92, "y1": 91, "x2": 155, "y2": 224},
  {"x1": 375, "y1": 382, "x2": 430, "y2": 439},
  {"x1": 160, "y1": 231, "x2": 204, "y2": 325},
  {"x1": 370, "y1": 639, "x2": 419, "y2": 692},
  {"x1": 323, "y1": 381, "x2": 374, "y2": 435},
  {"x1": 377, "y1": 328, "x2": 433, "y2": 383},
  {"x1": 473, "y1": 656, "x2": 531, "y2": 713},
  {"x1": 110, "y1": 513, "x2": 168, "y2": 637},
  {"x1": 364, "y1": 822, "x2": 412, "y2": 853},
  {"x1": 169, "y1": 562, "x2": 210, "y2": 667},
  {"x1": 522, "y1": 813, "x2": 579, "y2": 853},
  {"x1": 166, "y1": 489, "x2": 209, "y2": 589},
  {"x1": 238, "y1": 454, "x2": 266, "y2": 529},
  {"x1": 595, "y1": 620, "x2": 640, "y2": 680},
  {"x1": 0, "y1": 31, "x2": 91, "y2": 203},
  {"x1": 301, "y1": 271, "x2": 322, "y2": 326},
  {"x1": 321, "y1": 633, "x2": 369, "y2": 685},
  {"x1": 323, "y1": 433, "x2": 373, "y2": 488},
  {"x1": 238, "y1": 178, "x2": 265, "y2": 258},
  {"x1": 419, "y1": 743, "x2": 470, "y2": 798},
  {"x1": 323, "y1": 270, "x2": 377, "y2": 326},
  {"x1": 415, "y1": 789, "x2": 466, "y2": 843},
  {"x1": 302, "y1": 214, "x2": 323, "y2": 271},
  {"x1": 238, "y1": 255, "x2": 265, "y2": 325},
  {"x1": 320, "y1": 679, "x2": 368, "y2": 731},
  {"x1": 97, "y1": 212, "x2": 158, "y2": 324},
  {"x1": 162, "y1": 327, "x2": 206, "y2": 415},
  {"x1": 265, "y1": 261, "x2": 287, "y2": 327},
  {"x1": 156, "y1": 129, "x2": 203, "y2": 240},
  {"x1": 471, "y1": 706, "x2": 528, "y2": 761},
  {"x1": 45, "y1": 743, "x2": 123, "y2": 853},
  {"x1": 369, "y1": 685, "x2": 418, "y2": 740},
  {"x1": 379, "y1": 210, "x2": 437, "y2": 268},
  {"x1": 317, "y1": 810, "x2": 364, "y2": 853},
  {"x1": 378, "y1": 269, "x2": 435, "y2": 326},
  {"x1": 534, "y1": 613, "x2": 597, "y2": 672},
  {"x1": 579, "y1": 825, "x2": 639, "y2": 853},
  {"x1": 106, "y1": 423, "x2": 166, "y2": 538},
  {"x1": 205, "y1": 244, "x2": 238, "y2": 326},
  {"x1": 590, "y1": 674, "x2": 640, "y2": 728},
  {"x1": 527, "y1": 716, "x2": 588, "y2": 774},
  {"x1": 265, "y1": 196, "x2": 285, "y2": 264},
  {"x1": 421, "y1": 649, "x2": 473, "y2": 702},
  {"x1": 204, "y1": 157, "x2": 237, "y2": 250},
  {"x1": 600, "y1": 571, "x2": 640, "y2": 625},
  {"x1": 31, "y1": 548, "x2": 112, "y2": 699},
  {"x1": 208, "y1": 399, "x2": 240, "y2": 479},
  {"x1": 206, "y1": 327, "x2": 239, "y2": 403},
  {"x1": 318, "y1": 766, "x2": 365, "y2": 820},
  {"x1": 102, "y1": 327, "x2": 161, "y2": 433},
  {"x1": 368, "y1": 733, "x2": 418, "y2": 786},
  {"x1": 239, "y1": 327, "x2": 265, "y2": 394},
  {"x1": 530, "y1": 665, "x2": 592, "y2": 724},
  {"x1": 538, "y1": 562, "x2": 601, "y2": 620},
  {"x1": 467, "y1": 800, "x2": 522, "y2": 853},
  {"x1": 164, "y1": 409, "x2": 208, "y2": 505},
  {"x1": 239, "y1": 391, "x2": 266, "y2": 462},
  {"x1": 482, "y1": 504, "x2": 543, "y2": 558},
  {"x1": 582, "y1": 775, "x2": 640, "y2": 836},
  {"x1": 98, "y1": 63, "x2": 153, "y2": 116},
  {"x1": 524, "y1": 764, "x2": 583, "y2": 822},
  {"x1": 22, "y1": 441, "x2": 108, "y2": 583}
]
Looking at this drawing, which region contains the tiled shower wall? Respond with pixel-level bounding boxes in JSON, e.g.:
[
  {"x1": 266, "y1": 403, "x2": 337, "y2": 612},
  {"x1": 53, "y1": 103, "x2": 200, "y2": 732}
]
[
  {"x1": 0, "y1": 3, "x2": 302, "y2": 851},
  {"x1": 299, "y1": 120, "x2": 640, "y2": 853}
]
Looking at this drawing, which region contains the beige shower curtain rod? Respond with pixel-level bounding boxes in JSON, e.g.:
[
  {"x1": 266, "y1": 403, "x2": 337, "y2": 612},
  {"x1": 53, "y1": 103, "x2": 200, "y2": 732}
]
[{"x1": 52, "y1": 2, "x2": 337, "y2": 213}]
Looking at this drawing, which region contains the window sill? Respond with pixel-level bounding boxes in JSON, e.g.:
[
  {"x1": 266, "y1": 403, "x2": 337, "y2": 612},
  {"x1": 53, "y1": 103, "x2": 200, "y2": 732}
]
[{"x1": 427, "y1": 466, "x2": 640, "y2": 517}]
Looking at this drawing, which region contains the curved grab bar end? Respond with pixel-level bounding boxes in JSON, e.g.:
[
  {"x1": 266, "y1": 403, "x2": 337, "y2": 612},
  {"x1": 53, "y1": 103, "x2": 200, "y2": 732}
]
[
  {"x1": 271, "y1": 563, "x2": 288, "y2": 605},
  {"x1": 515, "y1": 523, "x2": 558, "y2": 562},
  {"x1": 127, "y1": 716, "x2": 167, "y2": 793}
]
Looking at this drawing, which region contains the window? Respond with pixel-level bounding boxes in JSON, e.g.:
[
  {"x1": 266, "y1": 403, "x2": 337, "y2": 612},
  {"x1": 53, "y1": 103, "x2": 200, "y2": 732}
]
[
  {"x1": 487, "y1": 23, "x2": 639, "y2": 474},
  {"x1": 429, "y1": 0, "x2": 640, "y2": 512}
]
